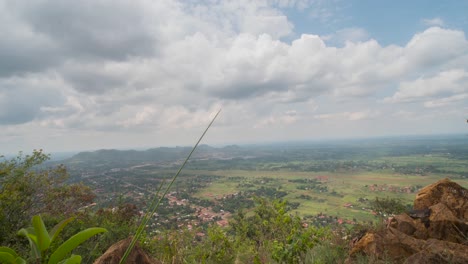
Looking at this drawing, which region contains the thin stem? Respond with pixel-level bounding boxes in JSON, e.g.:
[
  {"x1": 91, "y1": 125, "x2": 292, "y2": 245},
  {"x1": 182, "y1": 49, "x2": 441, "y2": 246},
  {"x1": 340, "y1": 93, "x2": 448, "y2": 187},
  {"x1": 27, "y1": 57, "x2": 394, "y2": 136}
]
[{"x1": 119, "y1": 109, "x2": 221, "y2": 264}]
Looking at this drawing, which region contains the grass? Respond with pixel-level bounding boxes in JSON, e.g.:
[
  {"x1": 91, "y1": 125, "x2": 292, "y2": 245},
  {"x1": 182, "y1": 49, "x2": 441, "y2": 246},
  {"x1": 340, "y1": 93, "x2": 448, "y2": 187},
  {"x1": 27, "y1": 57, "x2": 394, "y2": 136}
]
[{"x1": 305, "y1": 242, "x2": 348, "y2": 264}]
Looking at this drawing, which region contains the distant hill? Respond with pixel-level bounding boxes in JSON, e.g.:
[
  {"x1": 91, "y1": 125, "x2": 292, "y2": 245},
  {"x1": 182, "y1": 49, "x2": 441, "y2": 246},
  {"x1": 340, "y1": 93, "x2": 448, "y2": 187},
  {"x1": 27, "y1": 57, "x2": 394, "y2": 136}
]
[
  {"x1": 58, "y1": 144, "x2": 253, "y2": 169},
  {"x1": 55, "y1": 134, "x2": 468, "y2": 171}
]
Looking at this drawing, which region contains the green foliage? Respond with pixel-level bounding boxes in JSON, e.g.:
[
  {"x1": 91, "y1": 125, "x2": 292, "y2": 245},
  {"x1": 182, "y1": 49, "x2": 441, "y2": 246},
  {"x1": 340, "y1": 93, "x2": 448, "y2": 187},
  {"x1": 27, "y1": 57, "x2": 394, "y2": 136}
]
[
  {"x1": 61, "y1": 203, "x2": 139, "y2": 262},
  {"x1": 199, "y1": 226, "x2": 235, "y2": 263},
  {"x1": 0, "y1": 246, "x2": 26, "y2": 264},
  {"x1": 142, "y1": 228, "x2": 195, "y2": 263},
  {"x1": 0, "y1": 150, "x2": 141, "y2": 263},
  {"x1": 0, "y1": 150, "x2": 95, "y2": 247},
  {"x1": 148, "y1": 226, "x2": 236, "y2": 263},
  {"x1": 47, "y1": 227, "x2": 107, "y2": 264},
  {"x1": 143, "y1": 198, "x2": 330, "y2": 263},
  {"x1": 229, "y1": 198, "x2": 330, "y2": 263},
  {"x1": 369, "y1": 196, "x2": 408, "y2": 218},
  {"x1": 14, "y1": 214, "x2": 107, "y2": 264},
  {"x1": 305, "y1": 242, "x2": 348, "y2": 264}
]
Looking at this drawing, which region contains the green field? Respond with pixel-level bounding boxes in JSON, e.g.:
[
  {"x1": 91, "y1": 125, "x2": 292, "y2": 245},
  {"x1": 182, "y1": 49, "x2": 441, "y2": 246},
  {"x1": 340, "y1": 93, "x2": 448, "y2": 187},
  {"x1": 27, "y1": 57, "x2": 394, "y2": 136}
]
[
  {"x1": 184, "y1": 168, "x2": 467, "y2": 222},
  {"x1": 65, "y1": 136, "x2": 468, "y2": 224}
]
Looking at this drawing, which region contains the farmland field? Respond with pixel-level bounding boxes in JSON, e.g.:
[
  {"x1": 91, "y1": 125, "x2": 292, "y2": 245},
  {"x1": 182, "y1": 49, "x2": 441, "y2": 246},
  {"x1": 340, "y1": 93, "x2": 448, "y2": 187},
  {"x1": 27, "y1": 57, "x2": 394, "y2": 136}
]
[
  {"x1": 184, "y1": 168, "x2": 467, "y2": 221},
  {"x1": 61, "y1": 134, "x2": 468, "y2": 226}
]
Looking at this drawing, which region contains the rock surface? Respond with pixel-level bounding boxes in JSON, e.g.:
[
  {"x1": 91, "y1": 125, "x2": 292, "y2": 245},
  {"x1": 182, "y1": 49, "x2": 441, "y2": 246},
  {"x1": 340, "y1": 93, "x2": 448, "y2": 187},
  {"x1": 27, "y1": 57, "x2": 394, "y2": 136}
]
[
  {"x1": 93, "y1": 237, "x2": 159, "y2": 264},
  {"x1": 347, "y1": 178, "x2": 468, "y2": 263}
]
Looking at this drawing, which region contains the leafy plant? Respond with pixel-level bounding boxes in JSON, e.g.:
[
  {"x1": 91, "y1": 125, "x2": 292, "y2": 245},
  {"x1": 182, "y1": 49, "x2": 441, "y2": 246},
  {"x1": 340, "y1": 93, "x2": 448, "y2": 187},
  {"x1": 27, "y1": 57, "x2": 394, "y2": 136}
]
[
  {"x1": 0, "y1": 246, "x2": 26, "y2": 264},
  {"x1": 198, "y1": 225, "x2": 235, "y2": 263},
  {"x1": 369, "y1": 196, "x2": 408, "y2": 219},
  {"x1": 229, "y1": 198, "x2": 330, "y2": 264},
  {"x1": 305, "y1": 241, "x2": 347, "y2": 264},
  {"x1": 0, "y1": 150, "x2": 95, "y2": 247},
  {"x1": 0, "y1": 214, "x2": 106, "y2": 264}
]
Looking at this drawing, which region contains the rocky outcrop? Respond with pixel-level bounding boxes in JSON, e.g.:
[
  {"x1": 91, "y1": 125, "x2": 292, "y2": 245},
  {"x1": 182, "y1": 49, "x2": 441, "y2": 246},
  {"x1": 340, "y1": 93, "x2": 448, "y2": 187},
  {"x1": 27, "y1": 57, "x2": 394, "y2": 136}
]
[
  {"x1": 347, "y1": 178, "x2": 468, "y2": 263},
  {"x1": 414, "y1": 178, "x2": 468, "y2": 219},
  {"x1": 93, "y1": 237, "x2": 159, "y2": 264}
]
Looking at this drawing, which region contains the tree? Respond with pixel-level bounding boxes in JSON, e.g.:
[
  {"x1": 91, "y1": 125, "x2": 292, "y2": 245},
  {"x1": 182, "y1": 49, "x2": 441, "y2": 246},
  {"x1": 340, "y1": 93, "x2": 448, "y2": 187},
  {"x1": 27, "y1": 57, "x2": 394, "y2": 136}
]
[
  {"x1": 230, "y1": 198, "x2": 329, "y2": 263},
  {"x1": 0, "y1": 150, "x2": 95, "y2": 245},
  {"x1": 369, "y1": 196, "x2": 407, "y2": 219}
]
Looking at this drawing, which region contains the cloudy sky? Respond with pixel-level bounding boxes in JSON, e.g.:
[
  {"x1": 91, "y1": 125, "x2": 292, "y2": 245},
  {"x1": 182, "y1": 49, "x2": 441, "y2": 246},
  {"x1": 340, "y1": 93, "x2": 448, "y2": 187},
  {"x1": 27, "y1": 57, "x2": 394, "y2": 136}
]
[{"x1": 1, "y1": 0, "x2": 468, "y2": 154}]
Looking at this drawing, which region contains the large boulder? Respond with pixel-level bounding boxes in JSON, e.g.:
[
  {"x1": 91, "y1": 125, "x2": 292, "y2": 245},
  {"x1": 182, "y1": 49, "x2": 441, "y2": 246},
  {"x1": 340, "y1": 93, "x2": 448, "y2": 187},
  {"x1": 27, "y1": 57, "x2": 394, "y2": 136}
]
[
  {"x1": 388, "y1": 213, "x2": 427, "y2": 238},
  {"x1": 347, "y1": 178, "x2": 468, "y2": 263},
  {"x1": 426, "y1": 202, "x2": 467, "y2": 243},
  {"x1": 414, "y1": 178, "x2": 468, "y2": 219},
  {"x1": 349, "y1": 228, "x2": 424, "y2": 262},
  {"x1": 93, "y1": 237, "x2": 159, "y2": 264},
  {"x1": 404, "y1": 239, "x2": 468, "y2": 264}
]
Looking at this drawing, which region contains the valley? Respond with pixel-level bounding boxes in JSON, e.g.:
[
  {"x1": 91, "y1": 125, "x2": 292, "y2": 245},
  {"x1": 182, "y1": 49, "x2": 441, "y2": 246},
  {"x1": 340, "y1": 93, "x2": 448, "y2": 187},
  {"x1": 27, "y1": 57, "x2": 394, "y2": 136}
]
[{"x1": 58, "y1": 135, "x2": 468, "y2": 231}]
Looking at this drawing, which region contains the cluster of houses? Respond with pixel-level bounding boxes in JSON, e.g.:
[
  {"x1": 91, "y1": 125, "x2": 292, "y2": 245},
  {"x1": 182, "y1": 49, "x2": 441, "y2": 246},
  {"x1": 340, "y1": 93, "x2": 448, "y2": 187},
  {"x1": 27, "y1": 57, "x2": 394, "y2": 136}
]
[
  {"x1": 165, "y1": 192, "x2": 232, "y2": 229},
  {"x1": 307, "y1": 213, "x2": 356, "y2": 226},
  {"x1": 367, "y1": 183, "x2": 418, "y2": 193}
]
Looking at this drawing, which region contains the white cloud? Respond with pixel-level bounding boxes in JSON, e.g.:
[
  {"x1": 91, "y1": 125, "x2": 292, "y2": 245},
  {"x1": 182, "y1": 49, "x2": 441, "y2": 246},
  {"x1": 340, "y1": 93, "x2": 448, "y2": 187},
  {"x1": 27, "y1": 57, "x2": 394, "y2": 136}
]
[
  {"x1": 119, "y1": 106, "x2": 157, "y2": 127},
  {"x1": 384, "y1": 69, "x2": 468, "y2": 103},
  {"x1": 322, "y1": 27, "x2": 370, "y2": 45},
  {"x1": 269, "y1": 0, "x2": 316, "y2": 10},
  {"x1": 0, "y1": 1, "x2": 467, "y2": 152},
  {"x1": 314, "y1": 110, "x2": 379, "y2": 121},
  {"x1": 256, "y1": 110, "x2": 299, "y2": 127},
  {"x1": 404, "y1": 27, "x2": 468, "y2": 69},
  {"x1": 421, "y1": 17, "x2": 444, "y2": 27},
  {"x1": 241, "y1": 15, "x2": 293, "y2": 39},
  {"x1": 423, "y1": 93, "x2": 468, "y2": 108}
]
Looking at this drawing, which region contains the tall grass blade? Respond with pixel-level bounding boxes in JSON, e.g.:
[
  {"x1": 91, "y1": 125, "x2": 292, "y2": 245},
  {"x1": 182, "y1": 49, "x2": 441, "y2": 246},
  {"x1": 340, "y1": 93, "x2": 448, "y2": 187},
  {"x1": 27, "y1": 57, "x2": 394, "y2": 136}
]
[{"x1": 119, "y1": 109, "x2": 221, "y2": 264}]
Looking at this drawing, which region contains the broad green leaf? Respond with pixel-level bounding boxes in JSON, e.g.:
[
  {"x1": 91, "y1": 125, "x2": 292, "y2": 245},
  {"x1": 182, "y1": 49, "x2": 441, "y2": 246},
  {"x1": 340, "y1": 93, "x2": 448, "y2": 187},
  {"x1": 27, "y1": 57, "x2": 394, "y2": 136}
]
[
  {"x1": 32, "y1": 215, "x2": 51, "y2": 251},
  {"x1": 18, "y1": 226, "x2": 36, "y2": 237},
  {"x1": 0, "y1": 252, "x2": 16, "y2": 264},
  {"x1": 0, "y1": 247, "x2": 18, "y2": 257},
  {"x1": 58, "y1": 254, "x2": 81, "y2": 264},
  {"x1": 15, "y1": 257, "x2": 27, "y2": 264},
  {"x1": 48, "y1": 228, "x2": 107, "y2": 264},
  {"x1": 49, "y1": 217, "x2": 75, "y2": 243},
  {"x1": 0, "y1": 250, "x2": 25, "y2": 264},
  {"x1": 18, "y1": 228, "x2": 40, "y2": 259}
]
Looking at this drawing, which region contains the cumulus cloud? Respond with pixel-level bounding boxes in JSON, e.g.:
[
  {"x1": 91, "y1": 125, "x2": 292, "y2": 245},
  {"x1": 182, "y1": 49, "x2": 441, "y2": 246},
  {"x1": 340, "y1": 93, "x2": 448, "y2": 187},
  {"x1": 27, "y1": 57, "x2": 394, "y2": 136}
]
[
  {"x1": 384, "y1": 69, "x2": 468, "y2": 103},
  {"x1": 0, "y1": 0, "x2": 467, "y2": 152},
  {"x1": 404, "y1": 27, "x2": 468, "y2": 69}
]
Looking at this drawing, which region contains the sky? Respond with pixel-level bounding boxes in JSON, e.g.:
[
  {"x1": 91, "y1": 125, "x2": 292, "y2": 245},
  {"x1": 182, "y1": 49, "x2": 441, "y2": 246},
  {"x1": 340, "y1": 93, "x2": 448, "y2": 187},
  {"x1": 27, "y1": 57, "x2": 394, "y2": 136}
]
[{"x1": 1, "y1": 0, "x2": 468, "y2": 154}]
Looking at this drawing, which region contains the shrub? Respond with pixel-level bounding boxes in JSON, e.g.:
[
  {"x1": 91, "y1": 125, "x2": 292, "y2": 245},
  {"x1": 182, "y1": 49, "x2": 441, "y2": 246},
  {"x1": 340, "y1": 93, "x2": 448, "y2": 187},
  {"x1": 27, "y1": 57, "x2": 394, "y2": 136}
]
[{"x1": 0, "y1": 215, "x2": 106, "y2": 264}]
